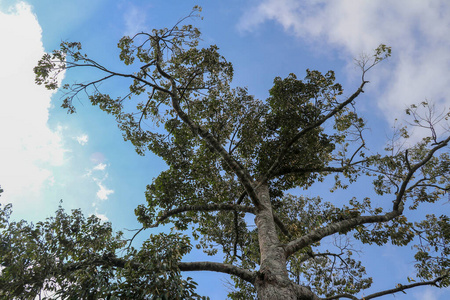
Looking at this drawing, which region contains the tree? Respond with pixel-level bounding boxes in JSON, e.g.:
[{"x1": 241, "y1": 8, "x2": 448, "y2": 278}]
[{"x1": 1, "y1": 8, "x2": 449, "y2": 299}]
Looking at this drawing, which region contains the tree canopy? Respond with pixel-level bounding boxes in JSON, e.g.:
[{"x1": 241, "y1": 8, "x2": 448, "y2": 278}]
[{"x1": 1, "y1": 8, "x2": 449, "y2": 300}]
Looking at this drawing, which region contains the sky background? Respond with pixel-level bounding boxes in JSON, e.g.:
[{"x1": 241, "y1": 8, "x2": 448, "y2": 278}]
[{"x1": 0, "y1": 0, "x2": 449, "y2": 299}]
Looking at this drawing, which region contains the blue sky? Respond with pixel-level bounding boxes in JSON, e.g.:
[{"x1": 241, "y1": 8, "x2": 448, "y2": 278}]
[{"x1": 0, "y1": 0, "x2": 449, "y2": 299}]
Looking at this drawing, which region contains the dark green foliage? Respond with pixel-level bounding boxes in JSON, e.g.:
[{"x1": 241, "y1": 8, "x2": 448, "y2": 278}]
[{"x1": 0, "y1": 204, "x2": 203, "y2": 299}]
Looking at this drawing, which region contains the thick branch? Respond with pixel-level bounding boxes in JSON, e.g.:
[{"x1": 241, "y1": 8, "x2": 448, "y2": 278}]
[
  {"x1": 66, "y1": 254, "x2": 256, "y2": 284},
  {"x1": 322, "y1": 294, "x2": 358, "y2": 300},
  {"x1": 148, "y1": 203, "x2": 255, "y2": 228},
  {"x1": 272, "y1": 166, "x2": 346, "y2": 177},
  {"x1": 284, "y1": 210, "x2": 402, "y2": 258},
  {"x1": 178, "y1": 261, "x2": 256, "y2": 284},
  {"x1": 235, "y1": 190, "x2": 292, "y2": 238}
]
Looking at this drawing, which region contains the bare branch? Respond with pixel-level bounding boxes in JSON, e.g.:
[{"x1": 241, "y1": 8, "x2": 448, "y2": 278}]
[
  {"x1": 272, "y1": 166, "x2": 346, "y2": 178},
  {"x1": 147, "y1": 203, "x2": 255, "y2": 229},
  {"x1": 273, "y1": 212, "x2": 292, "y2": 238},
  {"x1": 322, "y1": 293, "x2": 358, "y2": 300},
  {"x1": 322, "y1": 273, "x2": 448, "y2": 299},
  {"x1": 284, "y1": 210, "x2": 402, "y2": 258},
  {"x1": 178, "y1": 261, "x2": 256, "y2": 284},
  {"x1": 66, "y1": 253, "x2": 256, "y2": 284},
  {"x1": 361, "y1": 272, "x2": 448, "y2": 300},
  {"x1": 393, "y1": 135, "x2": 450, "y2": 211}
]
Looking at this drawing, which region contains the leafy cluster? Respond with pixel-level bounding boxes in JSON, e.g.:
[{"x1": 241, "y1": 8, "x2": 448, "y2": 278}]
[{"x1": 0, "y1": 204, "x2": 202, "y2": 299}]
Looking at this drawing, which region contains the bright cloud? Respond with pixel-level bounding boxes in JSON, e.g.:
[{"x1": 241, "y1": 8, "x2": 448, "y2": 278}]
[
  {"x1": 96, "y1": 182, "x2": 114, "y2": 200},
  {"x1": 239, "y1": 0, "x2": 450, "y2": 129},
  {"x1": 93, "y1": 163, "x2": 107, "y2": 171},
  {"x1": 95, "y1": 212, "x2": 109, "y2": 222},
  {"x1": 0, "y1": 2, "x2": 66, "y2": 206},
  {"x1": 75, "y1": 134, "x2": 89, "y2": 146},
  {"x1": 85, "y1": 162, "x2": 114, "y2": 202}
]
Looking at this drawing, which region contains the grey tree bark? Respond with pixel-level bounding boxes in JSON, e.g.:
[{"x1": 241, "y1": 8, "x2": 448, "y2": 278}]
[{"x1": 254, "y1": 183, "x2": 320, "y2": 300}]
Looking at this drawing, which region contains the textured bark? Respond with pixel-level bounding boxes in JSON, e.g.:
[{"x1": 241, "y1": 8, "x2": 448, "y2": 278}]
[{"x1": 254, "y1": 183, "x2": 320, "y2": 299}]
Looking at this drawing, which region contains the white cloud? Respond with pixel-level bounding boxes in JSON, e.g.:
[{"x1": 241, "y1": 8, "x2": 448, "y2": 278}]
[
  {"x1": 85, "y1": 162, "x2": 114, "y2": 202},
  {"x1": 0, "y1": 2, "x2": 66, "y2": 205},
  {"x1": 75, "y1": 134, "x2": 89, "y2": 146},
  {"x1": 93, "y1": 163, "x2": 107, "y2": 171},
  {"x1": 96, "y1": 182, "x2": 114, "y2": 200},
  {"x1": 239, "y1": 0, "x2": 450, "y2": 132},
  {"x1": 95, "y1": 211, "x2": 109, "y2": 222}
]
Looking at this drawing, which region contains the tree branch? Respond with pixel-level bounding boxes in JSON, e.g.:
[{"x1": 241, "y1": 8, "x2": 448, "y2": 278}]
[
  {"x1": 360, "y1": 272, "x2": 448, "y2": 300},
  {"x1": 393, "y1": 135, "x2": 450, "y2": 211},
  {"x1": 65, "y1": 60, "x2": 172, "y2": 96},
  {"x1": 178, "y1": 261, "x2": 256, "y2": 284},
  {"x1": 272, "y1": 166, "x2": 346, "y2": 177},
  {"x1": 235, "y1": 190, "x2": 292, "y2": 238},
  {"x1": 322, "y1": 293, "x2": 358, "y2": 300},
  {"x1": 322, "y1": 273, "x2": 448, "y2": 299},
  {"x1": 66, "y1": 253, "x2": 256, "y2": 284},
  {"x1": 148, "y1": 203, "x2": 256, "y2": 228},
  {"x1": 284, "y1": 210, "x2": 402, "y2": 258}
]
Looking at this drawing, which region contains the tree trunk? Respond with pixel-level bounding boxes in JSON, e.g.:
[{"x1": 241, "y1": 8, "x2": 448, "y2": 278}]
[{"x1": 254, "y1": 183, "x2": 319, "y2": 300}]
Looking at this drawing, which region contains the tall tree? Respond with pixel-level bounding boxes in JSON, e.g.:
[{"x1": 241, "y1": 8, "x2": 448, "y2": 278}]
[{"x1": 1, "y1": 9, "x2": 449, "y2": 299}]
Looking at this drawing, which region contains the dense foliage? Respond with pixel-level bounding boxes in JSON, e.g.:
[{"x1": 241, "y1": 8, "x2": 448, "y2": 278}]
[{"x1": 1, "y1": 8, "x2": 449, "y2": 299}]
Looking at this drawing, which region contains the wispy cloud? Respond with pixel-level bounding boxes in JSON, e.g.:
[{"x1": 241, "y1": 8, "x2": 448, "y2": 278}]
[
  {"x1": 121, "y1": 1, "x2": 150, "y2": 36},
  {"x1": 81, "y1": 160, "x2": 114, "y2": 220},
  {"x1": 0, "y1": 2, "x2": 66, "y2": 206},
  {"x1": 96, "y1": 181, "x2": 114, "y2": 201},
  {"x1": 95, "y1": 212, "x2": 109, "y2": 222},
  {"x1": 75, "y1": 134, "x2": 89, "y2": 146},
  {"x1": 239, "y1": 0, "x2": 450, "y2": 130},
  {"x1": 84, "y1": 161, "x2": 114, "y2": 203},
  {"x1": 93, "y1": 163, "x2": 106, "y2": 171}
]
